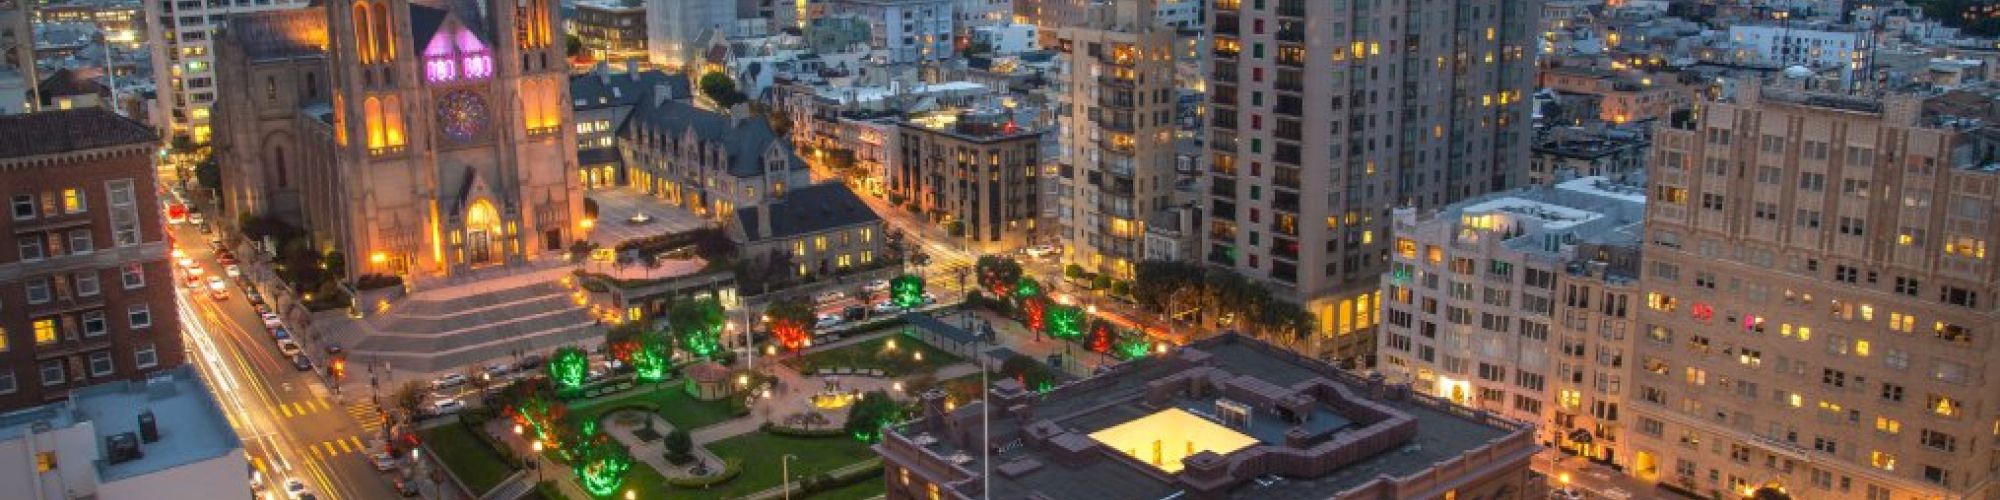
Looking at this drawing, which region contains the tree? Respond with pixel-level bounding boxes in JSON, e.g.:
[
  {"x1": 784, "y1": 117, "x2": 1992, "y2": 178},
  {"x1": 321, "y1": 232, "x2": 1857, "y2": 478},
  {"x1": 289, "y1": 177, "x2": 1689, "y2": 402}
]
[
  {"x1": 698, "y1": 71, "x2": 747, "y2": 108},
  {"x1": 1013, "y1": 277, "x2": 1042, "y2": 300},
  {"x1": 843, "y1": 390, "x2": 900, "y2": 443},
  {"x1": 668, "y1": 297, "x2": 726, "y2": 358},
  {"x1": 464, "y1": 365, "x2": 493, "y2": 396},
  {"x1": 662, "y1": 429, "x2": 694, "y2": 463},
  {"x1": 193, "y1": 154, "x2": 221, "y2": 190},
  {"x1": 604, "y1": 322, "x2": 647, "y2": 363},
  {"x1": 767, "y1": 298, "x2": 816, "y2": 351},
  {"x1": 1045, "y1": 304, "x2": 1083, "y2": 339},
  {"x1": 824, "y1": 147, "x2": 861, "y2": 178},
  {"x1": 632, "y1": 331, "x2": 672, "y2": 382},
  {"x1": 547, "y1": 346, "x2": 590, "y2": 390},
  {"x1": 975, "y1": 256, "x2": 1023, "y2": 297},
  {"x1": 890, "y1": 274, "x2": 925, "y2": 309},
  {"x1": 571, "y1": 431, "x2": 633, "y2": 497},
  {"x1": 391, "y1": 381, "x2": 427, "y2": 422},
  {"x1": 1063, "y1": 264, "x2": 1084, "y2": 280}
]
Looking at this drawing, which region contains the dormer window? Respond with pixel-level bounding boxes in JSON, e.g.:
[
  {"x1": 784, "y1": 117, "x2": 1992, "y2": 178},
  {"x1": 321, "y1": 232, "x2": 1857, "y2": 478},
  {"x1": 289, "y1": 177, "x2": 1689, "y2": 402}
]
[{"x1": 424, "y1": 26, "x2": 493, "y2": 83}]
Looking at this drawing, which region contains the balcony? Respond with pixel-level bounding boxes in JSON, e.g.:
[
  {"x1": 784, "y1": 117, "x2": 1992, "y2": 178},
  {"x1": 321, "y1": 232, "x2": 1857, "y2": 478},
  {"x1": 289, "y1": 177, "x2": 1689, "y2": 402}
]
[
  {"x1": 1274, "y1": 190, "x2": 1300, "y2": 212},
  {"x1": 1276, "y1": 0, "x2": 1304, "y2": 17},
  {"x1": 1099, "y1": 91, "x2": 1135, "y2": 109},
  {"x1": 1098, "y1": 117, "x2": 1135, "y2": 133},
  {"x1": 1097, "y1": 74, "x2": 1135, "y2": 88},
  {"x1": 1211, "y1": 113, "x2": 1237, "y2": 130},
  {"x1": 1213, "y1": 65, "x2": 1237, "y2": 84},
  {"x1": 1098, "y1": 137, "x2": 1136, "y2": 154},
  {"x1": 1274, "y1": 166, "x2": 1301, "y2": 189},
  {"x1": 1098, "y1": 199, "x2": 1135, "y2": 218},
  {"x1": 1211, "y1": 178, "x2": 1236, "y2": 198},
  {"x1": 1215, "y1": 15, "x2": 1239, "y2": 35},
  {"x1": 1272, "y1": 237, "x2": 1300, "y2": 260}
]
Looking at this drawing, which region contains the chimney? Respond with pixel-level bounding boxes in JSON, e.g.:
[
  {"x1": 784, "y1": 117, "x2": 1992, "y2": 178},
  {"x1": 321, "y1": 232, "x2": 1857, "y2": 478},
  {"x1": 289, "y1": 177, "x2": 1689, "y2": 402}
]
[{"x1": 595, "y1": 61, "x2": 611, "y2": 84}]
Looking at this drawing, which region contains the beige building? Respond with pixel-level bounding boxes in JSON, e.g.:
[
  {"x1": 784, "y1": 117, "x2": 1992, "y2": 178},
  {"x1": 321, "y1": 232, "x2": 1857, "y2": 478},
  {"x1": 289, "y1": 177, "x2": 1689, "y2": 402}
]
[
  {"x1": 1051, "y1": 3, "x2": 1176, "y2": 280},
  {"x1": 1378, "y1": 176, "x2": 1645, "y2": 467},
  {"x1": 145, "y1": 0, "x2": 311, "y2": 143},
  {"x1": 214, "y1": 0, "x2": 584, "y2": 280},
  {"x1": 1628, "y1": 84, "x2": 1999, "y2": 499},
  {"x1": 1204, "y1": 0, "x2": 1538, "y2": 362},
  {"x1": 892, "y1": 109, "x2": 1042, "y2": 252}
]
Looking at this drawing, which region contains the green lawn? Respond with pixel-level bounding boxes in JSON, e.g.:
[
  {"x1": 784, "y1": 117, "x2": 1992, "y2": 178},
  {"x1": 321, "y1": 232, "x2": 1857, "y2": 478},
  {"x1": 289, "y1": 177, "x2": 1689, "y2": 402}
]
[
  {"x1": 420, "y1": 423, "x2": 518, "y2": 495},
  {"x1": 669, "y1": 432, "x2": 875, "y2": 499},
  {"x1": 808, "y1": 475, "x2": 886, "y2": 500},
  {"x1": 783, "y1": 332, "x2": 963, "y2": 378},
  {"x1": 534, "y1": 439, "x2": 673, "y2": 500},
  {"x1": 568, "y1": 381, "x2": 744, "y2": 432}
]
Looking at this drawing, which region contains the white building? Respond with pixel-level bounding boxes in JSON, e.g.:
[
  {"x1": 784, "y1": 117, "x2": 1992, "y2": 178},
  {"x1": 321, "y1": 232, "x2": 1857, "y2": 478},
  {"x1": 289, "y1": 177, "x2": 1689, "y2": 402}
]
[
  {"x1": 646, "y1": 0, "x2": 736, "y2": 70},
  {"x1": 1377, "y1": 177, "x2": 1645, "y2": 449},
  {"x1": 821, "y1": 0, "x2": 954, "y2": 65},
  {"x1": 143, "y1": 0, "x2": 308, "y2": 143},
  {"x1": 1154, "y1": 0, "x2": 1201, "y2": 30},
  {"x1": 0, "y1": 366, "x2": 248, "y2": 500},
  {"x1": 1727, "y1": 24, "x2": 1869, "y2": 87},
  {"x1": 955, "y1": 0, "x2": 1009, "y2": 33},
  {"x1": 970, "y1": 23, "x2": 1037, "y2": 55}
]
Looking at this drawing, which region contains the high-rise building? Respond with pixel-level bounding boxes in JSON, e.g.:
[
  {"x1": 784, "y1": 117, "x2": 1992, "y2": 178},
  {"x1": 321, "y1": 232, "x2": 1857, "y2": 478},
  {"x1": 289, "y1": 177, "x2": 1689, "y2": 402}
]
[
  {"x1": 1052, "y1": 2, "x2": 1176, "y2": 280},
  {"x1": 0, "y1": 108, "x2": 183, "y2": 411},
  {"x1": 0, "y1": 0, "x2": 37, "y2": 114},
  {"x1": 143, "y1": 0, "x2": 309, "y2": 143},
  {"x1": 893, "y1": 108, "x2": 1042, "y2": 252},
  {"x1": 571, "y1": 0, "x2": 649, "y2": 64},
  {"x1": 212, "y1": 0, "x2": 583, "y2": 280},
  {"x1": 1627, "y1": 84, "x2": 1995, "y2": 500},
  {"x1": 644, "y1": 0, "x2": 733, "y2": 71},
  {"x1": 1203, "y1": 0, "x2": 1538, "y2": 361},
  {"x1": 1376, "y1": 176, "x2": 1645, "y2": 466}
]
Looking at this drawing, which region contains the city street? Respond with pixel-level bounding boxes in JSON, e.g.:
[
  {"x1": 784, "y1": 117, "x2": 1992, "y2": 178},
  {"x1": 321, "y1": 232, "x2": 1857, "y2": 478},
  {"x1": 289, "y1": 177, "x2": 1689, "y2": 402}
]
[{"x1": 171, "y1": 220, "x2": 404, "y2": 500}]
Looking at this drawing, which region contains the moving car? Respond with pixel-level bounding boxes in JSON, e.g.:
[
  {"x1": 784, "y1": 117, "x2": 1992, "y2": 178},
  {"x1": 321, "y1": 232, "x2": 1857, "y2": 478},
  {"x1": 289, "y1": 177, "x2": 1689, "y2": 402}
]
[
  {"x1": 183, "y1": 273, "x2": 202, "y2": 289},
  {"x1": 284, "y1": 479, "x2": 308, "y2": 499},
  {"x1": 863, "y1": 279, "x2": 890, "y2": 292},
  {"x1": 483, "y1": 363, "x2": 511, "y2": 379},
  {"x1": 842, "y1": 305, "x2": 867, "y2": 321},
  {"x1": 428, "y1": 398, "x2": 466, "y2": 415},
  {"x1": 208, "y1": 288, "x2": 228, "y2": 301},
  {"x1": 369, "y1": 452, "x2": 398, "y2": 472},
  {"x1": 323, "y1": 343, "x2": 343, "y2": 356},
  {"x1": 206, "y1": 276, "x2": 226, "y2": 291},
  {"x1": 814, "y1": 314, "x2": 842, "y2": 329},
  {"x1": 813, "y1": 290, "x2": 846, "y2": 304},
  {"x1": 176, "y1": 257, "x2": 196, "y2": 269},
  {"x1": 224, "y1": 264, "x2": 241, "y2": 278},
  {"x1": 1024, "y1": 245, "x2": 1059, "y2": 258},
  {"x1": 261, "y1": 312, "x2": 284, "y2": 329},
  {"x1": 431, "y1": 373, "x2": 467, "y2": 389},
  {"x1": 291, "y1": 354, "x2": 313, "y2": 371},
  {"x1": 515, "y1": 354, "x2": 545, "y2": 373}
]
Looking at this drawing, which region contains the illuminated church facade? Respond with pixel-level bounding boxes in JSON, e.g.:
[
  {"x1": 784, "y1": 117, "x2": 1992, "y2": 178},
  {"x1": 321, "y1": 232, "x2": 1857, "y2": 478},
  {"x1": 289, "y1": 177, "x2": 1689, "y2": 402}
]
[{"x1": 214, "y1": 0, "x2": 583, "y2": 279}]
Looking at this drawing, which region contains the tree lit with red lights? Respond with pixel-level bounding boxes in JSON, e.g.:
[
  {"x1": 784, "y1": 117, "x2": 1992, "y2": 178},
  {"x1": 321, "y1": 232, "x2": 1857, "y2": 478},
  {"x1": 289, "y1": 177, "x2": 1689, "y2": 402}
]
[
  {"x1": 768, "y1": 299, "x2": 816, "y2": 351},
  {"x1": 1022, "y1": 295, "x2": 1048, "y2": 333}
]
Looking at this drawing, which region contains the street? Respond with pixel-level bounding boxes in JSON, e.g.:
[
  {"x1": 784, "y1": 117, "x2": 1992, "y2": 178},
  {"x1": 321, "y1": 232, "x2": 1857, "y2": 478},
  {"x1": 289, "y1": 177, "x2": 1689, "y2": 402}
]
[{"x1": 171, "y1": 219, "x2": 405, "y2": 500}]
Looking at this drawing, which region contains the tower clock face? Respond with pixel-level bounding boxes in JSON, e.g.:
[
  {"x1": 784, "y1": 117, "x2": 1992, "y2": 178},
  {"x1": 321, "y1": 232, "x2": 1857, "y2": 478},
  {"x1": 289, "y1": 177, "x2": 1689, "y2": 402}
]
[{"x1": 435, "y1": 89, "x2": 490, "y2": 142}]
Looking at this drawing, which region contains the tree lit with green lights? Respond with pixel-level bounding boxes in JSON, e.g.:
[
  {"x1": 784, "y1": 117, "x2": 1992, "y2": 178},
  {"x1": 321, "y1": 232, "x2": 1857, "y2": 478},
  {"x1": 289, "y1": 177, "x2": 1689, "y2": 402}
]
[
  {"x1": 669, "y1": 297, "x2": 726, "y2": 358},
  {"x1": 1014, "y1": 277, "x2": 1041, "y2": 299},
  {"x1": 548, "y1": 346, "x2": 590, "y2": 391},
  {"x1": 632, "y1": 331, "x2": 670, "y2": 382},
  {"x1": 891, "y1": 274, "x2": 925, "y2": 308},
  {"x1": 844, "y1": 390, "x2": 901, "y2": 443},
  {"x1": 1046, "y1": 304, "x2": 1083, "y2": 339},
  {"x1": 567, "y1": 423, "x2": 633, "y2": 497}
]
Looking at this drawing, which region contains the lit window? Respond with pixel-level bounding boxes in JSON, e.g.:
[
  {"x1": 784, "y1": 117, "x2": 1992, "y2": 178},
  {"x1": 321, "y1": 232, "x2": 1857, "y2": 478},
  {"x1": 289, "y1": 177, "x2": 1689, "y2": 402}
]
[
  {"x1": 61, "y1": 188, "x2": 85, "y2": 213},
  {"x1": 33, "y1": 319, "x2": 56, "y2": 344}
]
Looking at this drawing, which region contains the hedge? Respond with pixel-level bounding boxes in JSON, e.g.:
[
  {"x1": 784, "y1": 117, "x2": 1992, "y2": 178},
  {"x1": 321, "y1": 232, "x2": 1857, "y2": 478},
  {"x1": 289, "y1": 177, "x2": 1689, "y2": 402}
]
[
  {"x1": 665, "y1": 457, "x2": 743, "y2": 488},
  {"x1": 759, "y1": 422, "x2": 846, "y2": 438},
  {"x1": 535, "y1": 480, "x2": 573, "y2": 500},
  {"x1": 795, "y1": 459, "x2": 884, "y2": 497}
]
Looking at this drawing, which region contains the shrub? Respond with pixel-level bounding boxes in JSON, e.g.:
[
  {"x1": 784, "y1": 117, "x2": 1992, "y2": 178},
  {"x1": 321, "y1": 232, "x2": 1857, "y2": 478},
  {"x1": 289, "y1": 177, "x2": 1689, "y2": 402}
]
[
  {"x1": 759, "y1": 422, "x2": 847, "y2": 438},
  {"x1": 1091, "y1": 274, "x2": 1112, "y2": 291},
  {"x1": 663, "y1": 429, "x2": 693, "y2": 463},
  {"x1": 353, "y1": 274, "x2": 403, "y2": 290},
  {"x1": 1064, "y1": 264, "x2": 1084, "y2": 280},
  {"x1": 796, "y1": 460, "x2": 884, "y2": 497},
  {"x1": 1110, "y1": 280, "x2": 1131, "y2": 297},
  {"x1": 665, "y1": 457, "x2": 743, "y2": 488}
]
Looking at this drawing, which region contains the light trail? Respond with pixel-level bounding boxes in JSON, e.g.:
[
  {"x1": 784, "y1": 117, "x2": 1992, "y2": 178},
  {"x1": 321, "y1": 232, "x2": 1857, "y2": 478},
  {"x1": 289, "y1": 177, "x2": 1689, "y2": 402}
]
[{"x1": 180, "y1": 293, "x2": 349, "y2": 500}]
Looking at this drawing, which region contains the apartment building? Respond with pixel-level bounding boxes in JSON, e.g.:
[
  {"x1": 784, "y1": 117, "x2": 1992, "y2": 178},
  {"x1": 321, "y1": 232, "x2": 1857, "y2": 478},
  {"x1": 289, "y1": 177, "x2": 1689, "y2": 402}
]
[
  {"x1": 571, "y1": 0, "x2": 648, "y2": 64},
  {"x1": 893, "y1": 108, "x2": 1042, "y2": 252},
  {"x1": 145, "y1": 0, "x2": 310, "y2": 143},
  {"x1": 1378, "y1": 176, "x2": 1645, "y2": 466},
  {"x1": 0, "y1": 109, "x2": 183, "y2": 411},
  {"x1": 1204, "y1": 0, "x2": 1538, "y2": 362},
  {"x1": 1052, "y1": 2, "x2": 1176, "y2": 280},
  {"x1": 1628, "y1": 84, "x2": 1997, "y2": 500},
  {"x1": 819, "y1": 0, "x2": 955, "y2": 65}
]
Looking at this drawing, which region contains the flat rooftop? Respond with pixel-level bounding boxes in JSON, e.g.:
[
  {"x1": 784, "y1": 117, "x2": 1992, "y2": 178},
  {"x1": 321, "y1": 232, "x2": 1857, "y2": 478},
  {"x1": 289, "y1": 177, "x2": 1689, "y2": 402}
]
[
  {"x1": 885, "y1": 334, "x2": 1533, "y2": 499},
  {"x1": 0, "y1": 366, "x2": 241, "y2": 481}
]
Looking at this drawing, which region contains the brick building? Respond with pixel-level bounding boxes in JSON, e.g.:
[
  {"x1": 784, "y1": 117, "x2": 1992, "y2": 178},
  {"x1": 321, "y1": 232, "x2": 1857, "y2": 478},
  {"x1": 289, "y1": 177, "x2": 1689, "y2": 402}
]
[{"x1": 0, "y1": 108, "x2": 182, "y2": 411}]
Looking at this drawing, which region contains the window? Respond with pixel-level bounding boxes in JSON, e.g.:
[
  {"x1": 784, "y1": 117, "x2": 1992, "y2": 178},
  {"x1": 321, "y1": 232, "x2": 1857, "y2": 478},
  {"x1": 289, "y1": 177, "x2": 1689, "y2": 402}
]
[
  {"x1": 74, "y1": 271, "x2": 99, "y2": 297},
  {"x1": 1924, "y1": 466, "x2": 1951, "y2": 487},
  {"x1": 1874, "y1": 417, "x2": 1901, "y2": 435},
  {"x1": 68, "y1": 229, "x2": 92, "y2": 254},
  {"x1": 1927, "y1": 394, "x2": 1961, "y2": 417},
  {"x1": 25, "y1": 279, "x2": 49, "y2": 304},
  {"x1": 0, "y1": 371, "x2": 13, "y2": 394},
  {"x1": 1838, "y1": 216, "x2": 1866, "y2": 236},
  {"x1": 17, "y1": 235, "x2": 42, "y2": 261},
  {"x1": 39, "y1": 360, "x2": 64, "y2": 386},
  {"x1": 127, "y1": 303, "x2": 152, "y2": 329},
  {"x1": 81, "y1": 311, "x2": 105, "y2": 337},
  {"x1": 88, "y1": 351, "x2": 113, "y2": 377},
  {"x1": 1524, "y1": 268, "x2": 1555, "y2": 289},
  {"x1": 1795, "y1": 209, "x2": 1821, "y2": 229},
  {"x1": 33, "y1": 318, "x2": 57, "y2": 344},
  {"x1": 1894, "y1": 277, "x2": 1920, "y2": 296},
  {"x1": 1880, "y1": 383, "x2": 1904, "y2": 402},
  {"x1": 60, "y1": 188, "x2": 85, "y2": 213},
  {"x1": 11, "y1": 194, "x2": 33, "y2": 219},
  {"x1": 134, "y1": 343, "x2": 158, "y2": 368},
  {"x1": 121, "y1": 264, "x2": 145, "y2": 289},
  {"x1": 1920, "y1": 429, "x2": 1957, "y2": 452}
]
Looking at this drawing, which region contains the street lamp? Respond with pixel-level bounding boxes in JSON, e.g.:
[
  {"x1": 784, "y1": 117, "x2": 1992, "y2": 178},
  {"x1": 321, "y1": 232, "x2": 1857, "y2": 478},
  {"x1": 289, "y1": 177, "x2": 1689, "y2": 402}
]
[
  {"x1": 781, "y1": 454, "x2": 799, "y2": 500},
  {"x1": 530, "y1": 441, "x2": 545, "y2": 482}
]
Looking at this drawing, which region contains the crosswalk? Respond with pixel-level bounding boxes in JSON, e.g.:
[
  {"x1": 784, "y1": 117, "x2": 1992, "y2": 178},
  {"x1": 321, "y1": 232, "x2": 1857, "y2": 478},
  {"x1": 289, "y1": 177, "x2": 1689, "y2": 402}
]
[
  {"x1": 307, "y1": 435, "x2": 369, "y2": 459},
  {"x1": 346, "y1": 401, "x2": 386, "y2": 433},
  {"x1": 277, "y1": 398, "x2": 332, "y2": 418}
]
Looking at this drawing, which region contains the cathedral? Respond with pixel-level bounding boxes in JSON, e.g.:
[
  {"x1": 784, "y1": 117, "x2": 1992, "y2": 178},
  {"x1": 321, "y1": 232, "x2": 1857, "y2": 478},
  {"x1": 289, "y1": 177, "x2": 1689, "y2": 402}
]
[{"x1": 213, "y1": 0, "x2": 582, "y2": 279}]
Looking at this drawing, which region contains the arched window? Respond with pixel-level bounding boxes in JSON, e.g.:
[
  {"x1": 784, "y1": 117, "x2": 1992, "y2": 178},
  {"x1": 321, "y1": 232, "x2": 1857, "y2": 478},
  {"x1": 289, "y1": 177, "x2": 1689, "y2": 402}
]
[
  {"x1": 364, "y1": 96, "x2": 384, "y2": 148},
  {"x1": 520, "y1": 79, "x2": 544, "y2": 130},
  {"x1": 333, "y1": 94, "x2": 347, "y2": 145},
  {"x1": 373, "y1": 2, "x2": 394, "y2": 61},
  {"x1": 273, "y1": 146, "x2": 288, "y2": 188},
  {"x1": 383, "y1": 95, "x2": 405, "y2": 146},
  {"x1": 352, "y1": 2, "x2": 374, "y2": 63}
]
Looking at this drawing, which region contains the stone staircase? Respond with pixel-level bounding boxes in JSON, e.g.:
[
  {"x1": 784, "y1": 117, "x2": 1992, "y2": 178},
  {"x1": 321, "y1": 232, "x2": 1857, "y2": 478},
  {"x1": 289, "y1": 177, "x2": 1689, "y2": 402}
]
[{"x1": 345, "y1": 276, "x2": 602, "y2": 372}]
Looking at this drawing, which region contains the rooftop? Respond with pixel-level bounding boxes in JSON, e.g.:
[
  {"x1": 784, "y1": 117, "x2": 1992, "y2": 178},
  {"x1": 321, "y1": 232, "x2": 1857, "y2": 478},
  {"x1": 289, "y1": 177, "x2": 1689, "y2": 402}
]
[
  {"x1": 736, "y1": 182, "x2": 881, "y2": 241},
  {"x1": 881, "y1": 334, "x2": 1536, "y2": 500},
  {"x1": 0, "y1": 366, "x2": 242, "y2": 481},
  {"x1": 0, "y1": 107, "x2": 157, "y2": 158},
  {"x1": 1399, "y1": 176, "x2": 1646, "y2": 257}
]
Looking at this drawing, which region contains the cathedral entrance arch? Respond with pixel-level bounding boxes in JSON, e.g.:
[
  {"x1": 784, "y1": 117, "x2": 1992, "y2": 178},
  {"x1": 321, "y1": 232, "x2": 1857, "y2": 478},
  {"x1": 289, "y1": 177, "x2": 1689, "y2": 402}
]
[{"x1": 466, "y1": 199, "x2": 502, "y2": 265}]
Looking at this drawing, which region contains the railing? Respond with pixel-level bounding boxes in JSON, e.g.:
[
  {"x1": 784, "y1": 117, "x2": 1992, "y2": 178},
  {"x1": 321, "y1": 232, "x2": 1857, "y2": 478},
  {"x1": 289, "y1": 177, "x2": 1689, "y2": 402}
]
[
  {"x1": 1097, "y1": 74, "x2": 1135, "y2": 88},
  {"x1": 1215, "y1": 15, "x2": 1239, "y2": 35}
]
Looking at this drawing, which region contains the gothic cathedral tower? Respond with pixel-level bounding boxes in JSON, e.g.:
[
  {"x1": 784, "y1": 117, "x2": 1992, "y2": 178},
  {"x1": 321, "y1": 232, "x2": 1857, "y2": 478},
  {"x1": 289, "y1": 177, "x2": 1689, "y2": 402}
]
[{"x1": 323, "y1": 0, "x2": 582, "y2": 279}]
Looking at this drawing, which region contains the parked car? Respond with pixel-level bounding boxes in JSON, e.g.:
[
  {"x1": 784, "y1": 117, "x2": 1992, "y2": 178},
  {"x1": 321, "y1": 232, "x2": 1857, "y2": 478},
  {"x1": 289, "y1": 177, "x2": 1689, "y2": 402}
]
[
  {"x1": 278, "y1": 340, "x2": 303, "y2": 357},
  {"x1": 428, "y1": 398, "x2": 466, "y2": 415},
  {"x1": 224, "y1": 264, "x2": 242, "y2": 278},
  {"x1": 842, "y1": 305, "x2": 867, "y2": 321},
  {"x1": 270, "y1": 327, "x2": 291, "y2": 341},
  {"x1": 515, "y1": 355, "x2": 545, "y2": 373},
  {"x1": 872, "y1": 300, "x2": 900, "y2": 314},
  {"x1": 1024, "y1": 245, "x2": 1059, "y2": 258},
  {"x1": 813, "y1": 290, "x2": 845, "y2": 304},
  {"x1": 483, "y1": 363, "x2": 511, "y2": 379},
  {"x1": 814, "y1": 314, "x2": 843, "y2": 329},
  {"x1": 393, "y1": 477, "x2": 419, "y2": 497},
  {"x1": 176, "y1": 257, "x2": 196, "y2": 268},
  {"x1": 183, "y1": 264, "x2": 204, "y2": 276},
  {"x1": 431, "y1": 373, "x2": 467, "y2": 389},
  {"x1": 863, "y1": 279, "x2": 890, "y2": 292},
  {"x1": 922, "y1": 292, "x2": 938, "y2": 305},
  {"x1": 261, "y1": 312, "x2": 284, "y2": 329},
  {"x1": 291, "y1": 354, "x2": 313, "y2": 371},
  {"x1": 188, "y1": 212, "x2": 205, "y2": 225}
]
